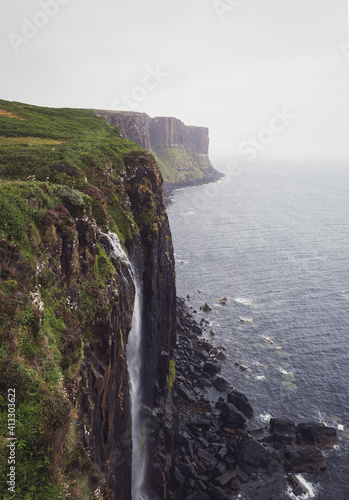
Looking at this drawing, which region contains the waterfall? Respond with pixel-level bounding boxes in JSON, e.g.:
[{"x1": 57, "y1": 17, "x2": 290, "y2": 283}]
[
  {"x1": 127, "y1": 265, "x2": 149, "y2": 500},
  {"x1": 100, "y1": 231, "x2": 148, "y2": 499}
]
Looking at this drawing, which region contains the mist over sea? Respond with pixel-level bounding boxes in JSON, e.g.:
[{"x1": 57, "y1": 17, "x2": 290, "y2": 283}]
[{"x1": 167, "y1": 162, "x2": 349, "y2": 500}]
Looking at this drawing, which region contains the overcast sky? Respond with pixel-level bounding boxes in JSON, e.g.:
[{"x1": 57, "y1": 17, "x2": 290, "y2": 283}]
[{"x1": 1, "y1": 0, "x2": 348, "y2": 166}]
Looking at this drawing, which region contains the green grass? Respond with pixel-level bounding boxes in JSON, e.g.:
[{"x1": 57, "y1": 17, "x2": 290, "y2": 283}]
[{"x1": 0, "y1": 99, "x2": 155, "y2": 499}]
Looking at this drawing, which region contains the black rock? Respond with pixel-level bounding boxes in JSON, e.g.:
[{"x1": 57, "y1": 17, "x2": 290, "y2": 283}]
[
  {"x1": 188, "y1": 418, "x2": 211, "y2": 431},
  {"x1": 288, "y1": 474, "x2": 311, "y2": 496},
  {"x1": 280, "y1": 444, "x2": 327, "y2": 472},
  {"x1": 214, "y1": 470, "x2": 237, "y2": 488},
  {"x1": 213, "y1": 376, "x2": 231, "y2": 391},
  {"x1": 270, "y1": 417, "x2": 296, "y2": 444},
  {"x1": 219, "y1": 402, "x2": 247, "y2": 429},
  {"x1": 203, "y1": 362, "x2": 221, "y2": 376},
  {"x1": 237, "y1": 440, "x2": 279, "y2": 474},
  {"x1": 174, "y1": 465, "x2": 186, "y2": 486},
  {"x1": 178, "y1": 384, "x2": 192, "y2": 401},
  {"x1": 213, "y1": 462, "x2": 227, "y2": 476},
  {"x1": 296, "y1": 422, "x2": 339, "y2": 449},
  {"x1": 207, "y1": 484, "x2": 226, "y2": 500},
  {"x1": 199, "y1": 378, "x2": 212, "y2": 388},
  {"x1": 227, "y1": 390, "x2": 253, "y2": 418}
]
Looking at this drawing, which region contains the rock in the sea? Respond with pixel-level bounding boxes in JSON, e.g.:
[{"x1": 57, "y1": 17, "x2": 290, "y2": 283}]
[
  {"x1": 227, "y1": 391, "x2": 253, "y2": 418},
  {"x1": 213, "y1": 376, "x2": 231, "y2": 391},
  {"x1": 216, "y1": 351, "x2": 226, "y2": 361},
  {"x1": 219, "y1": 402, "x2": 247, "y2": 429},
  {"x1": 203, "y1": 362, "x2": 221, "y2": 376},
  {"x1": 280, "y1": 444, "x2": 327, "y2": 472},
  {"x1": 219, "y1": 298, "x2": 228, "y2": 304},
  {"x1": 200, "y1": 302, "x2": 212, "y2": 312},
  {"x1": 288, "y1": 474, "x2": 311, "y2": 497},
  {"x1": 270, "y1": 418, "x2": 296, "y2": 444},
  {"x1": 296, "y1": 422, "x2": 339, "y2": 449}
]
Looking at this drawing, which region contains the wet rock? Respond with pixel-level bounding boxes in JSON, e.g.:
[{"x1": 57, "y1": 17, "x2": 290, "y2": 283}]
[
  {"x1": 237, "y1": 440, "x2": 279, "y2": 475},
  {"x1": 288, "y1": 474, "x2": 311, "y2": 496},
  {"x1": 219, "y1": 298, "x2": 228, "y2": 304},
  {"x1": 210, "y1": 329, "x2": 216, "y2": 336},
  {"x1": 216, "y1": 351, "x2": 226, "y2": 361},
  {"x1": 227, "y1": 391, "x2": 253, "y2": 418},
  {"x1": 270, "y1": 418, "x2": 296, "y2": 444},
  {"x1": 199, "y1": 378, "x2": 212, "y2": 388},
  {"x1": 203, "y1": 362, "x2": 221, "y2": 376},
  {"x1": 296, "y1": 422, "x2": 339, "y2": 449},
  {"x1": 219, "y1": 402, "x2": 247, "y2": 429},
  {"x1": 200, "y1": 303, "x2": 212, "y2": 312},
  {"x1": 280, "y1": 444, "x2": 327, "y2": 472},
  {"x1": 213, "y1": 376, "x2": 231, "y2": 391}
]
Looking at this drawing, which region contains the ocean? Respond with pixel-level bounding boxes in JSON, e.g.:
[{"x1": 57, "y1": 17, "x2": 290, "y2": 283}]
[{"x1": 167, "y1": 161, "x2": 349, "y2": 500}]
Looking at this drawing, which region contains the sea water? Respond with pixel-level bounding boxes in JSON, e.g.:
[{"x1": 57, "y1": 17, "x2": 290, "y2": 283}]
[{"x1": 167, "y1": 161, "x2": 349, "y2": 500}]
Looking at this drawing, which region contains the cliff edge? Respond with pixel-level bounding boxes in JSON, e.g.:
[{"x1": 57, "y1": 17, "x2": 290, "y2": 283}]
[
  {"x1": 93, "y1": 110, "x2": 222, "y2": 186},
  {"x1": 0, "y1": 99, "x2": 175, "y2": 499}
]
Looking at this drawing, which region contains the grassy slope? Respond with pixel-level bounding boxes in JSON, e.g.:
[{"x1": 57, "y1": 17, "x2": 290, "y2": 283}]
[{"x1": 0, "y1": 99, "x2": 150, "y2": 499}]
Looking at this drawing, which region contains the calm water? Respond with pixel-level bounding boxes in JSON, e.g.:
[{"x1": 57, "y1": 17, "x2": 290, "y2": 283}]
[{"x1": 167, "y1": 162, "x2": 349, "y2": 500}]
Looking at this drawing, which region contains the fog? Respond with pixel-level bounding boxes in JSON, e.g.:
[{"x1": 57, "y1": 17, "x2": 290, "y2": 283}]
[{"x1": 1, "y1": 0, "x2": 348, "y2": 166}]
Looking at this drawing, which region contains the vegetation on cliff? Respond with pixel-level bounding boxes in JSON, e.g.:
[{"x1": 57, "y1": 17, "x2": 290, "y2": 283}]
[{"x1": 0, "y1": 99, "x2": 173, "y2": 499}]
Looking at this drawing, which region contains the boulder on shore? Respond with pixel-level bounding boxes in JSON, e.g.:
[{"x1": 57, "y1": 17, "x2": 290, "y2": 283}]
[
  {"x1": 219, "y1": 402, "x2": 247, "y2": 429},
  {"x1": 227, "y1": 391, "x2": 253, "y2": 418}
]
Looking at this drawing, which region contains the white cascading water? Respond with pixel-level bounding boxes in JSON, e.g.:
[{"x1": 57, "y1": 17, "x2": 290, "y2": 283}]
[{"x1": 100, "y1": 231, "x2": 148, "y2": 499}]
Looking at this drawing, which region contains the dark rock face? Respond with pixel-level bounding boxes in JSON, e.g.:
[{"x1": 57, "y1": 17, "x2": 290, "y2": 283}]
[
  {"x1": 124, "y1": 153, "x2": 176, "y2": 497},
  {"x1": 94, "y1": 110, "x2": 151, "y2": 150}
]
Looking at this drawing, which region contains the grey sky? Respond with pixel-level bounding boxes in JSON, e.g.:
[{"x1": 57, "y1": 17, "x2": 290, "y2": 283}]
[{"x1": 1, "y1": 0, "x2": 348, "y2": 166}]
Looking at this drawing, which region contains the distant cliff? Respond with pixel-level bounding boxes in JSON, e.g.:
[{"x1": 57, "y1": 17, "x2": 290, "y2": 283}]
[{"x1": 93, "y1": 110, "x2": 222, "y2": 185}]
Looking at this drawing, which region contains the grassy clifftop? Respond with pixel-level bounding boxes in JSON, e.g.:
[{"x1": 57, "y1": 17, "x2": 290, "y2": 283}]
[{"x1": 0, "y1": 100, "x2": 167, "y2": 499}]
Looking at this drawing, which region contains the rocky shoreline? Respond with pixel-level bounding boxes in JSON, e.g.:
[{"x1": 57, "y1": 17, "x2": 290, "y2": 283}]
[
  {"x1": 163, "y1": 169, "x2": 224, "y2": 202},
  {"x1": 166, "y1": 297, "x2": 339, "y2": 500}
]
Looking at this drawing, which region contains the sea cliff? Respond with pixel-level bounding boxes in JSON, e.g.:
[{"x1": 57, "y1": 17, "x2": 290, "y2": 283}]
[
  {"x1": 92, "y1": 110, "x2": 222, "y2": 185},
  {"x1": 0, "y1": 99, "x2": 175, "y2": 499}
]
